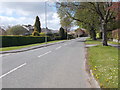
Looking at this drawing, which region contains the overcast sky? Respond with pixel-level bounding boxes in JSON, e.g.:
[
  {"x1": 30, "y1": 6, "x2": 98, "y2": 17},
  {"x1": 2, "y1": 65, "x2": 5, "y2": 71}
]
[{"x1": 0, "y1": 2, "x2": 61, "y2": 30}]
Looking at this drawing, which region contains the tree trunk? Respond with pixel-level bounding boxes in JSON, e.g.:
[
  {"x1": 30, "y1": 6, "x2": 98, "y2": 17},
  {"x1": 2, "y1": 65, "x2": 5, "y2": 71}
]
[
  {"x1": 89, "y1": 30, "x2": 92, "y2": 38},
  {"x1": 102, "y1": 21, "x2": 108, "y2": 46},
  {"x1": 90, "y1": 27, "x2": 97, "y2": 40}
]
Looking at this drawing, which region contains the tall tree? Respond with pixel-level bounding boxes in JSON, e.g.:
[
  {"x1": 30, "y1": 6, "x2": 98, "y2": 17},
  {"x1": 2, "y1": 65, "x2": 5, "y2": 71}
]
[
  {"x1": 34, "y1": 16, "x2": 41, "y2": 33},
  {"x1": 74, "y1": 4, "x2": 100, "y2": 40},
  {"x1": 57, "y1": 5, "x2": 73, "y2": 39},
  {"x1": 88, "y1": 2, "x2": 115, "y2": 46},
  {"x1": 56, "y1": 2, "x2": 99, "y2": 40},
  {"x1": 57, "y1": 8, "x2": 73, "y2": 30}
]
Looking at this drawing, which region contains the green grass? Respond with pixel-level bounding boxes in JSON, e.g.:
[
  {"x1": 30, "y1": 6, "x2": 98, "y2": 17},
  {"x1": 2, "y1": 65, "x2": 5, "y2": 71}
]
[
  {"x1": 87, "y1": 45, "x2": 118, "y2": 88},
  {"x1": 85, "y1": 38, "x2": 102, "y2": 44},
  {"x1": 0, "y1": 40, "x2": 65, "y2": 51},
  {"x1": 108, "y1": 41, "x2": 120, "y2": 45}
]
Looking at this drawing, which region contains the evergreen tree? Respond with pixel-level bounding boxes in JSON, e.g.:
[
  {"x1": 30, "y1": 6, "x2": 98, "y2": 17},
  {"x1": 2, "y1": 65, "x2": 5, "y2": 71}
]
[
  {"x1": 32, "y1": 16, "x2": 41, "y2": 36},
  {"x1": 59, "y1": 27, "x2": 66, "y2": 39},
  {"x1": 34, "y1": 16, "x2": 41, "y2": 33}
]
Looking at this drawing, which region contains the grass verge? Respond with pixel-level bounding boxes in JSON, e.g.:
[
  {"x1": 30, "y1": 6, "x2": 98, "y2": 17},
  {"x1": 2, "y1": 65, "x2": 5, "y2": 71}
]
[
  {"x1": 0, "y1": 40, "x2": 65, "y2": 51},
  {"x1": 85, "y1": 38, "x2": 102, "y2": 44},
  {"x1": 108, "y1": 41, "x2": 120, "y2": 45},
  {"x1": 87, "y1": 45, "x2": 118, "y2": 88}
]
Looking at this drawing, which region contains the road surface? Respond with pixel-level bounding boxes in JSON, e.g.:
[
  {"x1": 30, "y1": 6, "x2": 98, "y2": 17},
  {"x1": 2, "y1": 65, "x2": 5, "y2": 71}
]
[{"x1": 1, "y1": 37, "x2": 91, "y2": 88}]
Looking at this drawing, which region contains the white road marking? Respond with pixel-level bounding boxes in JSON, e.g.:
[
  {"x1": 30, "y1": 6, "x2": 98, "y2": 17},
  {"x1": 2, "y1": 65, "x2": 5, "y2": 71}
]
[
  {"x1": 38, "y1": 51, "x2": 52, "y2": 58},
  {"x1": 0, "y1": 63, "x2": 26, "y2": 79},
  {"x1": 55, "y1": 46, "x2": 62, "y2": 50}
]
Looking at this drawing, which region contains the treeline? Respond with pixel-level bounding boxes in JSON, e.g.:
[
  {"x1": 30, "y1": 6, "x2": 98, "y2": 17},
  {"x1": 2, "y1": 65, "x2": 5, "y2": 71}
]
[{"x1": 56, "y1": 2, "x2": 120, "y2": 46}]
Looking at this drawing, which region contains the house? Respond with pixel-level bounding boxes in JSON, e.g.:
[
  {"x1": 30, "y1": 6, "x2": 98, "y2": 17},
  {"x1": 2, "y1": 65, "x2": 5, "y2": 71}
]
[
  {"x1": 22, "y1": 25, "x2": 34, "y2": 34},
  {"x1": 22, "y1": 25, "x2": 59, "y2": 35},
  {"x1": 74, "y1": 28, "x2": 87, "y2": 37},
  {"x1": 68, "y1": 31, "x2": 76, "y2": 37},
  {"x1": 41, "y1": 27, "x2": 52, "y2": 34},
  {"x1": 112, "y1": 29, "x2": 120, "y2": 42},
  {"x1": 41, "y1": 27, "x2": 59, "y2": 34}
]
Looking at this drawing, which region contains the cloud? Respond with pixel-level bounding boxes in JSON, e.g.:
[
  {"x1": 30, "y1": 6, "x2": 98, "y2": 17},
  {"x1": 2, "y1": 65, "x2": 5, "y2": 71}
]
[
  {"x1": 47, "y1": 13, "x2": 60, "y2": 30},
  {"x1": 0, "y1": 2, "x2": 60, "y2": 30},
  {"x1": 0, "y1": 0, "x2": 50, "y2": 2},
  {"x1": 0, "y1": 16, "x2": 34, "y2": 26}
]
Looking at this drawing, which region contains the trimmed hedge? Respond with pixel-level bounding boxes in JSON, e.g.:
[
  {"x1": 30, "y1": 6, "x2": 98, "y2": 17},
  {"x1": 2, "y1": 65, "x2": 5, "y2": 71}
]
[{"x1": 0, "y1": 36, "x2": 51, "y2": 47}]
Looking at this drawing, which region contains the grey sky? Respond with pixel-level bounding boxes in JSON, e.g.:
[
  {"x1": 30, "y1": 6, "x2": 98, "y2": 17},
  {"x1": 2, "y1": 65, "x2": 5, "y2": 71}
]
[{"x1": 0, "y1": 2, "x2": 60, "y2": 30}]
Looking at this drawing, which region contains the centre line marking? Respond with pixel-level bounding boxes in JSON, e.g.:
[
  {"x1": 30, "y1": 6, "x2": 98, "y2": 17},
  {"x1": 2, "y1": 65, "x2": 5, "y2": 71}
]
[
  {"x1": 0, "y1": 63, "x2": 26, "y2": 79},
  {"x1": 55, "y1": 46, "x2": 62, "y2": 50},
  {"x1": 38, "y1": 51, "x2": 52, "y2": 57}
]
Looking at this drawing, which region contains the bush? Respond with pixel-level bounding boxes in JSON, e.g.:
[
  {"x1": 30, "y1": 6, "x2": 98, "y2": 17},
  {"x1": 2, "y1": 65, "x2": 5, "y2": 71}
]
[
  {"x1": 68, "y1": 34, "x2": 75, "y2": 39},
  {"x1": 40, "y1": 33, "x2": 46, "y2": 37},
  {"x1": 0, "y1": 36, "x2": 51, "y2": 47},
  {"x1": 54, "y1": 36, "x2": 61, "y2": 40},
  {"x1": 32, "y1": 31, "x2": 40, "y2": 36}
]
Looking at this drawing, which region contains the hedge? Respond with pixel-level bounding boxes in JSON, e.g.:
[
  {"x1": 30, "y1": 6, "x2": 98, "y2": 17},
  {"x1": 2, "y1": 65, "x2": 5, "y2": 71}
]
[{"x1": 0, "y1": 36, "x2": 51, "y2": 47}]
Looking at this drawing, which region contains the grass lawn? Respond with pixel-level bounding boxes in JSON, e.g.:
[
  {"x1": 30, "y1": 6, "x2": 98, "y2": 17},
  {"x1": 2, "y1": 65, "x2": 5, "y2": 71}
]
[
  {"x1": 108, "y1": 41, "x2": 120, "y2": 45},
  {"x1": 85, "y1": 38, "x2": 102, "y2": 44},
  {"x1": 85, "y1": 38, "x2": 120, "y2": 45},
  {"x1": 87, "y1": 45, "x2": 118, "y2": 88},
  {"x1": 0, "y1": 40, "x2": 65, "y2": 51}
]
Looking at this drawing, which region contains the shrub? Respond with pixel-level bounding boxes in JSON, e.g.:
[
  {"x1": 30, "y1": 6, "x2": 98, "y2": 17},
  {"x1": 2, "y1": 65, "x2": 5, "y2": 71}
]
[
  {"x1": 40, "y1": 33, "x2": 46, "y2": 37},
  {"x1": 68, "y1": 34, "x2": 75, "y2": 39},
  {"x1": 54, "y1": 36, "x2": 61, "y2": 40},
  {"x1": 32, "y1": 30, "x2": 40, "y2": 36}
]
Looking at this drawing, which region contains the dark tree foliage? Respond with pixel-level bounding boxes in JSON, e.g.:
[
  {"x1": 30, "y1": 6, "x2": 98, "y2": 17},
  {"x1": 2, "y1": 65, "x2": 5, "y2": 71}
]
[
  {"x1": 59, "y1": 27, "x2": 66, "y2": 39},
  {"x1": 34, "y1": 16, "x2": 41, "y2": 33}
]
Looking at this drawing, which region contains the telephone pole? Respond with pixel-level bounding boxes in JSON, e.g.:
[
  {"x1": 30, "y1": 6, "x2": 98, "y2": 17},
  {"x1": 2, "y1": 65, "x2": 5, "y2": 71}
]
[{"x1": 45, "y1": 1, "x2": 47, "y2": 44}]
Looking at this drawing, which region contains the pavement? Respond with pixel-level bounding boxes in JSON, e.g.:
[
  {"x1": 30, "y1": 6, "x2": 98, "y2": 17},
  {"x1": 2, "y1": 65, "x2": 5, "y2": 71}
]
[
  {"x1": 85, "y1": 42, "x2": 120, "y2": 49},
  {"x1": 85, "y1": 44, "x2": 100, "y2": 48},
  {"x1": 0, "y1": 37, "x2": 99, "y2": 88},
  {"x1": 108, "y1": 43, "x2": 120, "y2": 49}
]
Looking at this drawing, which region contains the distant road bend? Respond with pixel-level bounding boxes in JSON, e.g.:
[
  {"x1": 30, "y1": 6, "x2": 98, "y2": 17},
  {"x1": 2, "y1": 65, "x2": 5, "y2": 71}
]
[{"x1": 1, "y1": 37, "x2": 91, "y2": 88}]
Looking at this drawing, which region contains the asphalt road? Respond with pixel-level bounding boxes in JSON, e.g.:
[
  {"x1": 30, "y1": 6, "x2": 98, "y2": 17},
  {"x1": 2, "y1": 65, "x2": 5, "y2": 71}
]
[{"x1": 1, "y1": 37, "x2": 91, "y2": 88}]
